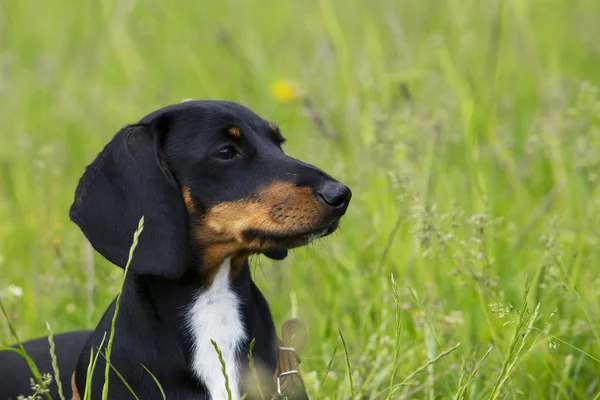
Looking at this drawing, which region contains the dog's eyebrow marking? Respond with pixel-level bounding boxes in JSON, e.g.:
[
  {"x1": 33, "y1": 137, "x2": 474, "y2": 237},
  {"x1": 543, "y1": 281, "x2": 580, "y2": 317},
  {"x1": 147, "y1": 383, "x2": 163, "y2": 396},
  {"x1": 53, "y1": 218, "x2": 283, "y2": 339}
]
[
  {"x1": 228, "y1": 127, "x2": 242, "y2": 138},
  {"x1": 182, "y1": 186, "x2": 194, "y2": 212},
  {"x1": 186, "y1": 257, "x2": 244, "y2": 399},
  {"x1": 268, "y1": 122, "x2": 286, "y2": 144}
]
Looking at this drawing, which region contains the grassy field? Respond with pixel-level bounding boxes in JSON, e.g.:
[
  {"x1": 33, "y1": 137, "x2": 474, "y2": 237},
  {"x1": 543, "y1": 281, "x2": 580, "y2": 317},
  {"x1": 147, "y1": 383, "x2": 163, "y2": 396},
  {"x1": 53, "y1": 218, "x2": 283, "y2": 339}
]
[{"x1": 2, "y1": 0, "x2": 600, "y2": 398}]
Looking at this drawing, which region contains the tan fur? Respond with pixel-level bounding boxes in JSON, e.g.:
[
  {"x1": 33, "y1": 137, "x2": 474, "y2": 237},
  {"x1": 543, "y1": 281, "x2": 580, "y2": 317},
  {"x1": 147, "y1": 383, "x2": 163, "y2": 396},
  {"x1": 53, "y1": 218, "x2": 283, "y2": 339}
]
[
  {"x1": 71, "y1": 371, "x2": 81, "y2": 400},
  {"x1": 228, "y1": 127, "x2": 241, "y2": 137},
  {"x1": 182, "y1": 186, "x2": 194, "y2": 211},
  {"x1": 187, "y1": 182, "x2": 324, "y2": 279}
]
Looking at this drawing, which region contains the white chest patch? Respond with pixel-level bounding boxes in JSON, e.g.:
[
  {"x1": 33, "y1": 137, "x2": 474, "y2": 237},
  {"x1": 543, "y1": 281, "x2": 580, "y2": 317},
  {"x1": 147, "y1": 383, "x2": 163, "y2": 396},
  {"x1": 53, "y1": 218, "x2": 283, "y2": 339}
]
[{"x1": 186, "y1": 258, "x2": 246, "y2": 399}]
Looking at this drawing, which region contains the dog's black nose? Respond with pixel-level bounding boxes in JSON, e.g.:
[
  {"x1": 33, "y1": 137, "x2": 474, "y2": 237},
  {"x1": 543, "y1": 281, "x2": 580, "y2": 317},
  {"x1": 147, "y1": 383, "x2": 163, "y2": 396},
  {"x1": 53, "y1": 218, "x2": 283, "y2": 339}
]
[{"x1": 317, "y1": 181, "x2": 352, "y2": 210}]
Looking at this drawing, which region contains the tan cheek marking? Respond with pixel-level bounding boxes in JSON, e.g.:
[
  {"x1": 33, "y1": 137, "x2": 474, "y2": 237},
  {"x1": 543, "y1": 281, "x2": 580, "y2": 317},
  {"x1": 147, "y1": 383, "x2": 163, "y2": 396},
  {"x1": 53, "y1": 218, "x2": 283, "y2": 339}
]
[
  {"x1": 201, "y1": 183, "x2": 323, "y2": 246},
  {"x1": 192, "y1": 181, "x2": 326, "y2": 278},
  {"x1": 192, "y1": 202, "x2": 270, "y2": 278},
  {"x1": 230, "y1": 250, "x2": 253, "y2": 278},
  {"x1": 194, "y1": 216, "x2": 277, "y2": 282},
  {"x1": 268, "y1": 123, "x2": 278, "y2": 133},
  {"x1": 229, "y1": 127, "x2": 241, "y2": 137},
  {"x1": 182, "y1": 186, "x2": 194, "y2": 212}
]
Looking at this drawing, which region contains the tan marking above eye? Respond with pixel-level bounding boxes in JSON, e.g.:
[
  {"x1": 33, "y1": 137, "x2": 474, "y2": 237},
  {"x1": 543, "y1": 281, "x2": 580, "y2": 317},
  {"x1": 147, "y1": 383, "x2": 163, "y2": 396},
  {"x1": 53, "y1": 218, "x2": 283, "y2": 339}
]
[
  {"x1": 268, "y1": 123, "x2": 278, "y2": 133},
  {"x1": 228, "y1": 127, "x2": 241, "y2": 137}
]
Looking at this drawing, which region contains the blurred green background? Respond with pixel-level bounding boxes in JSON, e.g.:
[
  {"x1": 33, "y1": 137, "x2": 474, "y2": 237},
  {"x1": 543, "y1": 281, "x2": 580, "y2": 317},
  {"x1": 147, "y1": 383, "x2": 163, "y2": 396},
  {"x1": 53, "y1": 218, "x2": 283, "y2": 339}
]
[{"x1": 1, "y1": 0, "x2": 600, "y2": 398}]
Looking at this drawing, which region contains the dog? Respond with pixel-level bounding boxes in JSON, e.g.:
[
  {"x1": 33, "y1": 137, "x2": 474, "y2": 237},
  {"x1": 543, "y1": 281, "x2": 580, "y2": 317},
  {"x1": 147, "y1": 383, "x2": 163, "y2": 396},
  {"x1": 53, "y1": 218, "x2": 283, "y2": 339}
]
[
  {"x1": 0, "y1": 100, "x2": 351, "y2": 399},
  {"x1": 0, "y1": 330, "x2": 91, "y2": 399}
]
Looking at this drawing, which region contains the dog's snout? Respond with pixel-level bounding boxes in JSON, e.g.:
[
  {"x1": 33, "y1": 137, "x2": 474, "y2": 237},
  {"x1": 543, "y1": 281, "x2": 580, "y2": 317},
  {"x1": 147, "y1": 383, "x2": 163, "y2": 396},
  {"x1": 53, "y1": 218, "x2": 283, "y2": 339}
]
[{"x1": 316, "y1": 181, "x2": 352, "y2": 211}]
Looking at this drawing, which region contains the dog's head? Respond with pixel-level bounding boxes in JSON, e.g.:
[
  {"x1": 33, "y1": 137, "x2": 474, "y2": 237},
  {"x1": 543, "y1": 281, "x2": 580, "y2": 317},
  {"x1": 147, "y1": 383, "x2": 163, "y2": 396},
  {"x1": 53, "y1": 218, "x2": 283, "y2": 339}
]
[{"x1": 70, "y1": 101, "x2": 351, "y2": 279}]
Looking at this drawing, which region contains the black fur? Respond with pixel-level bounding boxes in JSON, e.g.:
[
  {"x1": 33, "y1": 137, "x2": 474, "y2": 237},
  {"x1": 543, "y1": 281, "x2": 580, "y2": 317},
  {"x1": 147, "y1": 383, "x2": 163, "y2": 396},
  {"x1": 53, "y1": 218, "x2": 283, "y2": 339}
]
[
  {"x1": 69, "y1": 115, "x2": 190, "y2": 278},
  {"x1": 0, "y1": 100, "x2": 351, "y2": 399},
  {"x1": 0, "y1": 330, "x2": 91, "y2": 399}
]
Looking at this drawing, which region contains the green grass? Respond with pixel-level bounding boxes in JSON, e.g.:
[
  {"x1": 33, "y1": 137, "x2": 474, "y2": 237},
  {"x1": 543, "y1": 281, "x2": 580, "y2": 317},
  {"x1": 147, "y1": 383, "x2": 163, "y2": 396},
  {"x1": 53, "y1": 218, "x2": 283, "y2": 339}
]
[{"x1": 1, "y1": 0, "x2": 600, "y2": 398}]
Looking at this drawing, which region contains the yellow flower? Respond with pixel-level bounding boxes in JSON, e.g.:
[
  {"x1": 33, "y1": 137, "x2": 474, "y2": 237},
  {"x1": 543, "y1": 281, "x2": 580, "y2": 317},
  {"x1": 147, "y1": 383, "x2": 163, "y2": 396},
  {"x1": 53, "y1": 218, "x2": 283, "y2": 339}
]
[{"x1": 271, "y1": 79, "x2": 301, "y2": 102}]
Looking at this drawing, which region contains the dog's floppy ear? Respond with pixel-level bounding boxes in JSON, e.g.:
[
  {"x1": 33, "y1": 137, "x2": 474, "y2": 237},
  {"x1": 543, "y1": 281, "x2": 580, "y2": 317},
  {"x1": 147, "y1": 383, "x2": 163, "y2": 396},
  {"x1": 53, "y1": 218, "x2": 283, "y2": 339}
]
[{"x1": 69, "y1": 114, "x2": 189, "y2": 278}]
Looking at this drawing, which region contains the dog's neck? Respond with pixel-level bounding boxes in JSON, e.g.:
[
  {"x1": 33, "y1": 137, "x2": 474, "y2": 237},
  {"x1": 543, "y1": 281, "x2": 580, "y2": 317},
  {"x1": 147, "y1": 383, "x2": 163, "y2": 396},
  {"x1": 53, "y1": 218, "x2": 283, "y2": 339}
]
[
  {"x1": 122, "y1": 257, "x2": 254, "y2": 342},
  {"x1": 186, "y1": 257, "x2": 246, "y2": 398},
  {"x1": 117, "y1": 257, "x2": 275, "y2": 398}
]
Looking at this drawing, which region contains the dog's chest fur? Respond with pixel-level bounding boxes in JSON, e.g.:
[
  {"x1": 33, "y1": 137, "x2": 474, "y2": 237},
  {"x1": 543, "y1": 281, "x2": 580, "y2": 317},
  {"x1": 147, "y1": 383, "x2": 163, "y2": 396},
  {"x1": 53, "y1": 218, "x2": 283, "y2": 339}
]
[{"x1": 186, "y1": 257, "x2": 246, "y2": 399}]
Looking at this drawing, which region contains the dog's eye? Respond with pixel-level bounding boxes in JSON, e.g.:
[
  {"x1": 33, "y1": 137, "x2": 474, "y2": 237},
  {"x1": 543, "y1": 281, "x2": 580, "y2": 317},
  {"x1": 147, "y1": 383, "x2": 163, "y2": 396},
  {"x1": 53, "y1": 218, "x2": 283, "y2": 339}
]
[{"x1": 215, "y1": 145, "x2": 238, "y2": 160}]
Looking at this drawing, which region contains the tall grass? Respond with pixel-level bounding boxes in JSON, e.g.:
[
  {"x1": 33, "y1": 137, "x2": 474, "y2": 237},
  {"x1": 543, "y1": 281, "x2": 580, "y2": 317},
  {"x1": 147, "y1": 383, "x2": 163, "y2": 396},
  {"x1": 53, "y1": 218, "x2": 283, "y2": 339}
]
[
  {"x1": 2, "y1": 0, "x2": 600, "y2": 398},
  {"x1": 101, "y1": 216, "x2": 144, "y2": 400},
  {"x1": 0, "y1": 298, "x2": 52, "y2": 400},
  {"x1": 211, "y1": 339, "x2": 233, "y2": 400},
  {"x1": 46, "y1": 322, "x2": 66, "y2": 400}
]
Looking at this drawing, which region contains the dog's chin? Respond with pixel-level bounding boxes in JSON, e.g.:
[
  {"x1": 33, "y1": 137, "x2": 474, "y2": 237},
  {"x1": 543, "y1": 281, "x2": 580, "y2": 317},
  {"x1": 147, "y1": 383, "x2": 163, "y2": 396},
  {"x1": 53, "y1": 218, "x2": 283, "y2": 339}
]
[{"x1": 244, "y1": 220, "x2": 340, "y2": 251}]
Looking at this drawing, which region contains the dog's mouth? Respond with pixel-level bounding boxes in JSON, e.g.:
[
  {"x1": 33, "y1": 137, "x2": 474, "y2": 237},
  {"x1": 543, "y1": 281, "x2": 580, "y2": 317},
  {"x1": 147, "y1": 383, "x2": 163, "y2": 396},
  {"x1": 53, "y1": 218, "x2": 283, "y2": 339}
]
[{"x1": 242, "y1": 219, "x2": 340, "y2": 250}]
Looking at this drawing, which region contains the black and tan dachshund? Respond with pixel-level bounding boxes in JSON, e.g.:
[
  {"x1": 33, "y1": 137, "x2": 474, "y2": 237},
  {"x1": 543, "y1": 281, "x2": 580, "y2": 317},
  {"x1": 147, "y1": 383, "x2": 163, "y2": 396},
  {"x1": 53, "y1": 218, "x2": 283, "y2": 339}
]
[{"x1": 0, "y1": 100, "x2": 351, "y2": 399}]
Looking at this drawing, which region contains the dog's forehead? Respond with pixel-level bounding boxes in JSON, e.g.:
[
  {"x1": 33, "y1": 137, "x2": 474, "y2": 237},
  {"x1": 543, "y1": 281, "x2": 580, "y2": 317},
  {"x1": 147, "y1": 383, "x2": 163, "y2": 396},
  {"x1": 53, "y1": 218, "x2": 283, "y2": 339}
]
[{"x1": 140, "y1": 100, "x2": 266, "y2": 128}]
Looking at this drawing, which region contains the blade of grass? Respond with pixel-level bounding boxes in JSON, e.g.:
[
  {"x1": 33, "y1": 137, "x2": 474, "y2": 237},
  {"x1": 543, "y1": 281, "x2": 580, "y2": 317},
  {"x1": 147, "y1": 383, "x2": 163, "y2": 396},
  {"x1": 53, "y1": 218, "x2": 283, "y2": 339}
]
[
  {"x1": 0, "y1": 345, "x2": 24, "y2": 353},
  {"x1": 338, "y1": 329, "x2": 354, "y2": 400},
  {"x1": 455, "y1": 346, "x2": 494, "y2": 399},
  {"x1": 211, "y1": 339, "x2": 233, "y2": 400},
  {"x1": 46, "y1": 322, "x2": 66, "y2": 400},
  {"x1": 387, "y1": 273, "x2": 403, "y2": 400},
  {"x1": 408, "y1": 286, "x2": 441, "y2": 347},
  {"x1": 376, "y1": 341, "x2": 462, "y2": 398},
  {"x1": 98, "y1": 350, "x2": 140, "y2": 400},
  {"x1": 315, "y1": 334, "x2": 341, "y2": 400},
  {"x1": 246, "y1": 338, "x2": 266, "y2": 400},
  {"x1": 391, "y1": 342, "x2": 461, "y2": 395},
  {"x1": 141, "y1": 365, "x2": 166, "y2": 400},
  {"x1": 455, "y1": 357, "x2": 467, "y2": 399},
  {"x1": 0, "y1": 297, "x2": 52, "y2": 400},
  {"x1": 101, "y1": 216, "x2": 144, "y2": 400},
  {"x1": 488, "y1": 277, "x2": 532, "y2": 400},
  {"x1": 531, "y1": 328, "x2": 600, "y2": 364},
  {"x1": 84, "y1": 332, "x2": 107, "y2": 400},
  {"x1": 495, "y1": 303, "x2": 541, "y2": 395},
  {"x1": 83, "y1": 348, "x2": 96, "y2": 400}
]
